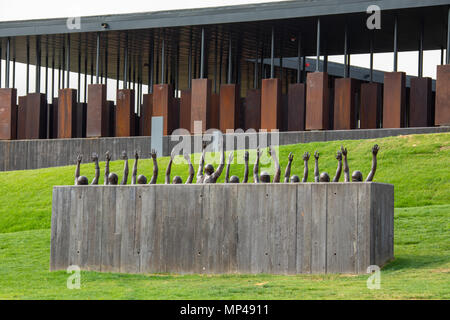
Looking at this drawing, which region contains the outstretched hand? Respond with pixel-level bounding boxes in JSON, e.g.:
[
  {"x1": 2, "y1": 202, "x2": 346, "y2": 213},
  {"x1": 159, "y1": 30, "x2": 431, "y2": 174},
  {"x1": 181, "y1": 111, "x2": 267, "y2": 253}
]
[
  {"x1": 134, "y1": 150, "x2": 139, "y2": 160},
  {"x1": 121, "y1": 151, "x2": 128, "y2": 160},
  {"x1": 77, "y1": 154, "x2": 83, "y2": 163},
  {"x1": 170, "y1": 149, "x2": 177, "y2": 160},
  {"x1": 105, "y1": 151, "x2": 111, "y2": 161},
  {"x1": 91, "y1": 152, "x2": 99, "y2": 161},
  {"x1": 244, "y1": 151, "x2": 249, "y2": 162},
  {"x1": 335, "y1": 150, "x2": 342, "y2": 161},
  {"x1": 288, "y1": 152, "x2": 294, "y2": 162},
  {"x1": 183, "y1": 153, "x2": 191, "y2": 163},
  {"x1": 314, "y1": 151, "x2": 319, "y2": 160},
  {"x1": 341, "y1": 145, "x2": 347, "y2": 157},
  {"x1": 150, "y1": 149, "x2": 157, "y2": 159},
  {"x1": 256, "y1": 148, "x2": 263, "y2": 159},
  {"x1": 303, "y1": 152, "x2": 310, "y2": 161},
  {"x1": 202, "y1": 141, "x2": 208, "y2": 150},
  {"x1": 228, "y1": 152, "x2": 234, "y2": 163},
  {"x1": 372, "y1": 144, "x2": 380, "y2": 156}
]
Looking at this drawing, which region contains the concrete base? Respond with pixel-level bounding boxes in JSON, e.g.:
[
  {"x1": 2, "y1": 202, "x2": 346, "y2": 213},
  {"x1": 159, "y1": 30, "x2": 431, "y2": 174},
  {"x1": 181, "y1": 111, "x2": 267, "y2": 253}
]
[{"x1": 50, "y1": 183, "x2": 394, "y2": 274}]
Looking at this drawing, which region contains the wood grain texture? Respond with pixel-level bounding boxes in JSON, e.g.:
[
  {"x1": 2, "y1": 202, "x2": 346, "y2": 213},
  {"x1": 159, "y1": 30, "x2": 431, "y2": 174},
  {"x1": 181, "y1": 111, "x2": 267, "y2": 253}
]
[{"x1": 50, "y1": 183, "x2": 394, "y2": 275}]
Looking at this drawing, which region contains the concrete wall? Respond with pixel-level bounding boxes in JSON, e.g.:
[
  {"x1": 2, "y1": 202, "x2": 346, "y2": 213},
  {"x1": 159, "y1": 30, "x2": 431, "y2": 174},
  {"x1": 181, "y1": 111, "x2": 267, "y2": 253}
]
[
  {"x1": 2, "y1": 126, "x2": 448, "y2": 172},
  {"x1": 50, "y1": 183, "x2": 394, "y2": 275}
]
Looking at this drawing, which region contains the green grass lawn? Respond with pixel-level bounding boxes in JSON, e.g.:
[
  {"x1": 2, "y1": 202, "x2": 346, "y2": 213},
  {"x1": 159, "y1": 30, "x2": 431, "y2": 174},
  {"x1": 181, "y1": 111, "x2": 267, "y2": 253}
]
[{"x1": 0, "y1": 132, "x2": 449, "y2": 299}]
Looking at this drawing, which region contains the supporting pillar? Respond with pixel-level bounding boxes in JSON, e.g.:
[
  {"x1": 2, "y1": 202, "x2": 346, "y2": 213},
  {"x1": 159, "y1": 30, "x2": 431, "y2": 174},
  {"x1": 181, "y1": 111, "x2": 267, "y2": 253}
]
[
  {"x1": 57, "y1": 88, "x2": 78, "y2": 138},
  {"x1": 260, "y1": 78, "x2": 281, "y2": 130},
  {"x1": 25, "y1": 93, "x2": 47, "y2": 139},
  {"x1": 190, "y1": 78, "x2": 212, "y2": 132},
  {"x1": 244, "y1": 89, "x2": 261, "y2": 130},
  {"x1": 306, "y1": 72, "x2": 330, "y2": 130},
  {"x1": 210, "y1": 92, "x2": 220, "y2": 130},
  {"x1": 333, "y1": 78, "x2": 358, "y2": 130},
  {"x1": 180, "y1": 89, "x2": 191, "y2": 131},
  {"x1": 219, "y1": 84, "x2": 240, "y2": 132},
  {"x1": 360, "y1": 82, "x2": 382, "y2": 129},
  {"x1": 383, "y1": 72, "x2": 406, "y2": 128},
  {"x1": 116, "y1": 89, "x2": 135, "y2": 137},
  {"x1": 107, "y1": 101, "x2": 115, "y2": 137},
  {"x1": 287, "y1": 83, "x2": 306, "y2": 131},
  {"x1": 0, "y1": 88, "x2": 17, "y2": 140},
  {"x1": 86, "y1": 84, "x2": 109, "y2": 137},
  {"x1": 75, "y1": 102, "x2": 87, "y2": 138},
  {"x1": 17, "y1": 96, "x2": 27, "y2": 139},
  {"x1": 51, "y1": 97, "x2": 59, "y2": 139},
  {"x1": 140, "y1": 93, "x2": 153, "y2": 136},
  {"x1": 409, "y1": 77, "x2": 433, "y2": 127},
  {"x1": 435, "y1": 64, "x2": 450, "y2": 126},
  {"x1": 153, "y1": 84, "x2": 173, "y2": 135}
]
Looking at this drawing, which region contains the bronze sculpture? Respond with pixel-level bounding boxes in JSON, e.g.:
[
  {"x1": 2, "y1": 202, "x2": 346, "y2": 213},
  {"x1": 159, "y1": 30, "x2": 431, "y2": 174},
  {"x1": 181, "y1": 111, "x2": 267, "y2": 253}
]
[
  {"x1": 104, "y1": 151, "x2": 111, "y2": 185},
  {"x1": 120, "y1": 151, "x2": 129, "y2": 185},
  {"x1": 225, "y1": 151, "x2": 249, "y2": 183},
  {"x1": 314, "y1": 151, "x2": 330, "y2": 182},
  {"x1": 91, "y1": 153, "x2": 100, "y2": 185},
  {"x1": 302, "y1": 152, "x2": 310, "y2": 182},
  {"x1": 165, "y1": 150, "x2": 195, "y2": 184},
  {"x1": 148, "y1": 149, "x2": 158, "y2": 184},
  {"x1": 284, "y1": 152, "x2": 294, "y2": 183},
  {"x1": 253, "y1": 146, "x2": 281, "y2": 183},
  {"x1": 342, "y1": 144, "x2": 379, "y2": 182},
  {"x1": 131, "y1": 151, "x2": 149, "y2": 184},
  {"x1": 74, "y1": 153, "x2": 99, "y2": 185},
  {"x1": 332, "y1": 150, "x2": 343, "y2": 182},
  {"x1": 197, "y1": 142, "x2": 225, "y2": 184}
]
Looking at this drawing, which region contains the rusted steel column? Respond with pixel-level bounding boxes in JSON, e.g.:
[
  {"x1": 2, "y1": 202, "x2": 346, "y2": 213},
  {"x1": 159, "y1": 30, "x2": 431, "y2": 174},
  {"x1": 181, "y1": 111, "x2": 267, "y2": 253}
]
[
  {"x1": 260, "y1": 78, "x2": 281, "y2": 130},
  {"x1": 25, "y1": 93, "x2": 47, "y2": 139},
  {"x1": 116, "y1": 89, "x2": 135, "y2": 137},
  {"x1": 17, "y1": 96, "x2": 27, "y2": 139},
  {"x1": 435, "y1": 64, "x2": 450, "y2": 126},
  {"x1": 210, "y1": 92, "x2": 220, "y2": 130},
  {"x1": 360, "y1": 82, "x2": 382, "y2": 129},
  {"x1": 190, "y1": 78, "x2": 211, "y2": 133},
  {"x1": 383, "y1": 72, "x2": 406, "y2": 128},
  {"x1": 244, "y1": 89, "x2": 261, "y2": 130},
  {"x1": 333, "y1": 78, "x2": 358, "y2": 130},
  {"x1": 57, "y1": 88, "x2": 77, "y2": 138},
  {"x1": 140, "y1": 93, "x2": 153, "y2": 136},
  {"x1": 51, "y1": 97, "x2": 58, "y2": 138},
  {"x1": 107, "y1": 101, "x2": 115, "y2": 137},
  {"x1": 287, "y1": 83, "x2": 306, "y2": 131},
  {"x1": 180, "y1": 89, "x2": 192, "y2": 131},
  {"x1": 86, "y1": 84, "x2": 109, "y2": 137},
  {"x1": 153, "y1": 84, "x2": 173, "y2": 135},
  {"x1": 75, "y1": 102, "x2": 87, "y2": 138},
  {"x1": 306, "y1": 72, "x2": 330, "y2": 130},
  {"x1": 0, "y1": 88, "x2": 17, "y2": 140},
  {"x1": 409, "y1": 77, "x2": 433, "y2": 127},
  {"x1": 171, "y1": 96, "x2": 180, "y2": 132},
  {"x1": 219, "y1": 84, "x2": 240, "y2": 132}
]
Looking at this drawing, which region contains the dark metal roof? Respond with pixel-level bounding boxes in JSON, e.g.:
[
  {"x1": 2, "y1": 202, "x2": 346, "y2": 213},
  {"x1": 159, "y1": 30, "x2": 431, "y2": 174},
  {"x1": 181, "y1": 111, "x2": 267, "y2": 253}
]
[{"x1": 0, "y1": 0, "x2": 448, "y2": 37}]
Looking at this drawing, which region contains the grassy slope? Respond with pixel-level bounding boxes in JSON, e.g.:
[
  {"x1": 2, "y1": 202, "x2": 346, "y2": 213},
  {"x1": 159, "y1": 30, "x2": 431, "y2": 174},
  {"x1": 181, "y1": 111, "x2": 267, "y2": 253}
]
[{"x1": 0, "y1": 132, "x2": 448, "y2": 299}]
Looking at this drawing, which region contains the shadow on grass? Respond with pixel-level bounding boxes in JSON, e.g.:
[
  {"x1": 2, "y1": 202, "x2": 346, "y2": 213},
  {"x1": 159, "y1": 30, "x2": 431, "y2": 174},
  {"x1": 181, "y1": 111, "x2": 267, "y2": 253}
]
[{"x1": 382, "y1": 255, "x2": 449, "y2": 272}]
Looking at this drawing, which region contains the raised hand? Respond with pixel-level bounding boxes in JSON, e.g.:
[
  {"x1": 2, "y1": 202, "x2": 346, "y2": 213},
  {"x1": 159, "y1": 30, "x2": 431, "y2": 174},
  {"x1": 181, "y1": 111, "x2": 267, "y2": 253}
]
[
  {"x1": 121, "y1": 151, "x2": 128, "y2": 160},
  {"x1": 202, "y1": 141, "x2": 208, "y2": 150},
  {"x1": 341, "y1": 145, "x2": 347, "y2": 157},
  {"x1": 335, "y1": 150, "x2": 342, "y2": 161},
  {"x1": 372, "y1": 144, "x2": 380, "y2": 156},
  {"x1": 77, "y1": 154, "x2": 83, "y2": 163},
  {"x1": 150, "y1": 149, "x2": 157, "y2": 159},
  {"x1": 228, "y1": 152, "x2": 234, "y2": 163},
  {"x1": 314, "y1": 151, "x2": 319, "y2": 160},
  {"x1": 256, "y1": 148, "x2": 261, "y2": 159},
  {"x1": 170, "y1": 149, "x2": 177, "y2": 160},
  {"x1": 134, "y1": 150, "x2": 139, "y2": 160},
  {"x1": 183, "y1": 152, "x2": 191, "y2": 162},
  {"x1": 244, "y1": 151, "x2": 249, "y2": 162},
  {"x1": 303, "y1": 152, "x2": 310, "y2": 161},
  {"x1": 288, "y1": 152, "x2": 294, "y2": 162},
  {"x1": 91, "y1": 152, "x2": 99, "y2": 161},
  {"x1": 105, "y1": 151, "x2": 111, "y2": 161}
]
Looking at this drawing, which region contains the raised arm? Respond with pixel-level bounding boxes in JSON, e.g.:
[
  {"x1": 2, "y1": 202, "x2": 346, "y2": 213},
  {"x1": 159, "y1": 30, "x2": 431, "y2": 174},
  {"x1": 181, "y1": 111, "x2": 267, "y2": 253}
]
[
  {"x1": 131, "y1": 151, "x2": 139, "y2": 185},
  {"x1": 243, "y1": 151, "x2": 249, "y2": 183},
  {"x1": 165, "y1": 150, "x2": 176, "y2": 184},
  {"x1": 91, "y1": 153, "x2": 100, "y2": 185},
  {"x1": 253, "y1": 148, "x2": 262, "y2": 183},
  {"x1": 366, "y1": 144, "x2": 379, "y2": 182},
  {"x1": 341, "y1": 146, "x2": 350, "y2": 182},
  {"x1": 332, "y1": 150, "x2": 343, "y2": 182},
  {"x1": 225, "y1": 152, "x2": 234, "y2": 183},
  {"x1": 184, "y1": 153, "x2": 194, "y2": 184},
  {"x1": 302, "y1": 152, "x2": 310, "y2": 182},
  {"x1": 120, "y1": 151, "x2": 128, "y2": 185},
  {"x1": 149, "y1": 149, "x2": 158, "y2": 184},
  {"x1": 268, "y1": 146, "x2": 281, "y2": 183},
  {"x1": 314, "y1": 151, "x2": 320, "y2": 182},
  {"x1": 284, "y1": 152, "x2": 294, "y2": 183},
  {"x1": 75, "y1": 154, "x2": 82, "y2": 185},
  {"x1": 104, "y1": 151, "x2": 111, "y2": 185},
  {"x1": 212, "y1": 146, "x2": 225, "y2": 181},
  {"x1": 196, "y1": 142, "x2": 207, "y2": 183}
]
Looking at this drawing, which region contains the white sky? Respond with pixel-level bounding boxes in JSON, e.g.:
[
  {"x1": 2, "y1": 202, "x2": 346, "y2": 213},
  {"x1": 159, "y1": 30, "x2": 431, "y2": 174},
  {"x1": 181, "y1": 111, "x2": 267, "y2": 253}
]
[{"x1": 0, "y1": 0, "x2": 446, "y2": 101}]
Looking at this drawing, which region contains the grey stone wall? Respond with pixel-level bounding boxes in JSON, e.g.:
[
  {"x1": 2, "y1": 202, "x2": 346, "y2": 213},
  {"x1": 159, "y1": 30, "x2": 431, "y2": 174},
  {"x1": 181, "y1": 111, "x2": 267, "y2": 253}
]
[
  {"x1": 50, "y1": 183, "x2": 394, "y2": 275},
  {"x1": 2, "y1": 126, "x2": 448, "y2": 172}
]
